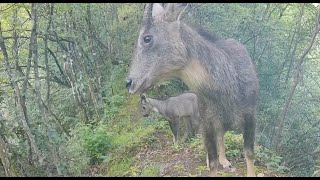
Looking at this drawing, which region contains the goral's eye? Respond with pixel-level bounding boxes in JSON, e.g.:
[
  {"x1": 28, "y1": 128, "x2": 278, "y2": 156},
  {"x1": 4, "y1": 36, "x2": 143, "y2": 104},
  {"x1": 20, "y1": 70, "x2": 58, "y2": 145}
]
[
  {"x1": 143, "y1": 35, "x2": 153, "y2": 44},
  {"x1": 142, "y1": 106, "x2": 146, "y2": 110}
]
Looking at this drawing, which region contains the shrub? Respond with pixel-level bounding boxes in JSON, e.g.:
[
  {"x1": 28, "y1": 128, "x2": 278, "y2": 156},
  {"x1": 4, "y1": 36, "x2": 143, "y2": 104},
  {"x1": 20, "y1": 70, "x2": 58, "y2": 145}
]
[
  {"x1": 225, "y1": 131, "x2": 243, "y2": 159},
  {"x1": 80, "y1": 123, "x2": 113, "y2": 163},
  {"x1": 255, "y1": 145, "x2": 290, "y2": 173}
]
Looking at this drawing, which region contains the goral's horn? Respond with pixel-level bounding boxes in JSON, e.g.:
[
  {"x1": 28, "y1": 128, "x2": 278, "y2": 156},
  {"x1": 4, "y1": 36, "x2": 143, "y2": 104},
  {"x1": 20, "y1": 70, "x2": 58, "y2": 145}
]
[{"x1": 142, "y1": 3, "x2": 153, "y2": 26}]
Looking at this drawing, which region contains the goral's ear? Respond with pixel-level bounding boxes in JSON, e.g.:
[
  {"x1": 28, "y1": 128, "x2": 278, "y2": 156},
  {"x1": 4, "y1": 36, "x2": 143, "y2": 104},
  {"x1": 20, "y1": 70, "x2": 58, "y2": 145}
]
[
  {"x1": 164, "y1": 3, "x2": 188, "y2": 22},
  {"x1": 152, "y1": 3, "x2": 165, "y2": 18}
]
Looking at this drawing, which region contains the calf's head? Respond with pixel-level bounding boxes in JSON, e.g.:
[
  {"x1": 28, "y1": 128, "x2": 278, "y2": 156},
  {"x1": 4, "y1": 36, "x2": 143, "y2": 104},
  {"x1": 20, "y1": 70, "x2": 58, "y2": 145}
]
[{"x1": 140, "y1": 94, "x2": 153, "y2": 117}]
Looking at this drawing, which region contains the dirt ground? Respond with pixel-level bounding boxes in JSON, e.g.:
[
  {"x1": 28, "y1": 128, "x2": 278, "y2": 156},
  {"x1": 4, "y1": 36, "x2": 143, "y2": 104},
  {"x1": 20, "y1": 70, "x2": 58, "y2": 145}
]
[
  {"x1": 130, "y1": 130, "x2": 283, "y2": 177},
  {"x1": 88, "y1": 128, "x2": 287, "y2": 177}
]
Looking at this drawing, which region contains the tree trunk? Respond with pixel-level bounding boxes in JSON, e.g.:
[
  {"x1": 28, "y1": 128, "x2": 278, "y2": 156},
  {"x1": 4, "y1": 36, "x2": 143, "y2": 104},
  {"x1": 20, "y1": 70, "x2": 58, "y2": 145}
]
[
  {"x1": 2, "y1": 6, "x2": 47, "y2": 165},
  {"x1": 272, "y1": 5, "x2": 320, "y2": 151},
  {"x1": 0, "y1": 135, "x2": 17, "y2": 176}
]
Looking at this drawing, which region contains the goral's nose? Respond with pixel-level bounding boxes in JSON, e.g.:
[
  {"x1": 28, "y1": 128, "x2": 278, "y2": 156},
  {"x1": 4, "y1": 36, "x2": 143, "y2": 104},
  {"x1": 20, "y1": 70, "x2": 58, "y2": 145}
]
[{"x1": 126, "y1": 79, "x2": 132, "y2": 91}]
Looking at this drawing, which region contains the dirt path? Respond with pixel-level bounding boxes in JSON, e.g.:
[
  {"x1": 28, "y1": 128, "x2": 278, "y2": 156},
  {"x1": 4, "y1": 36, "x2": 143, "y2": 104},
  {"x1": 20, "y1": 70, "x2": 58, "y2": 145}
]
[
  {"x1": 86, "y1": 95, "x2": 288, "y2": 177},
  {"x1": 132, "y1": 129, "x2": 284, "y2": 177},
  {"x1": 88, "y1": 127, "x2": 287, "y2": 177},
  {"x1": 133, "y1": 130, "x2": 238, "y2": 177}
]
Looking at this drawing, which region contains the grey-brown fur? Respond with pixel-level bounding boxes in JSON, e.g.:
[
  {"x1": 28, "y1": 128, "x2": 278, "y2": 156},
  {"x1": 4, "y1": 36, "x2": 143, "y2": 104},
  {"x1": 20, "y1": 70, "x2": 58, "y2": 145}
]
[
  {"x1": 126, "y1": 3, "x2": 259, "y2": 177},
  {"x1": 140, "y1": 93, "x2": 201, "y2": 144}
]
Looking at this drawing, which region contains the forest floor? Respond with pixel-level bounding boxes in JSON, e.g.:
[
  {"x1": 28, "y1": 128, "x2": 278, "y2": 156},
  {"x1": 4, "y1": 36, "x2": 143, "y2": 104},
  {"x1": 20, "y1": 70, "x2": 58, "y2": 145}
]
[
  {"x1": 85, "y1": 95, "x2": 289, "y2": 177},
  {"x1": 130, "y1": 130, "x2": 285, "y2": 177},
  {"x1": 88, "y1": 128, "x2": 288, "y2": 177}
]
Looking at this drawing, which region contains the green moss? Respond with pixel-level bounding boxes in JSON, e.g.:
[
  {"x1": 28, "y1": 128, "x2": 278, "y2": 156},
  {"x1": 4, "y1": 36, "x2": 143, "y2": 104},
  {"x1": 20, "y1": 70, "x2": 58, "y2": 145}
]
[
  {"x1": 141, "y1": 166, "x2": 160, "y2": 177},
  {"x1": 152, "y1": 153, "x2": 164, "y2": 162},
  {"x1": 255, "y1": 165, "x2": 268, "y2": 174},
  {"x1": 196, "y1": 165, "x2": 208, "y2": 176},
  {"x1": 187, "y1": 173, "x2": 198, "y2": 177},
  {"x1": 117, "y1": 94, "x2": 140, "y2": 117},
  {"x1": 235, "y1": 162, "x2": 247, "y2": 175},
  {"x1": 112, "y1": 126, "x2": 155, "y2": 147},
  {"x1": 107, "y1": 157, "x2": 133, "y2": 177},
  {"x1": 174, "y1": 164, "x2": 185, "y2": 171},
  {"x1": 218, "y1": 171, "x2": 234, "y2": 177}
]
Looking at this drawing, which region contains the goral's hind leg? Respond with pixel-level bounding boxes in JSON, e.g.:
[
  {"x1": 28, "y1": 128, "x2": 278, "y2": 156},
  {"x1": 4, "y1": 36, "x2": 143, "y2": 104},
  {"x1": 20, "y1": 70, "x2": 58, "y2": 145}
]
[{"x1": 243, "y1": 113, "x2": 256, "y2": 177}]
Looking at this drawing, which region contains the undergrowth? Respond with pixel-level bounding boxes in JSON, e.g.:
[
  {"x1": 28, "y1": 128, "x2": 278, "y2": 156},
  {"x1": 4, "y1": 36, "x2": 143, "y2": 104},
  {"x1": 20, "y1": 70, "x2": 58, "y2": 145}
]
[
  {"x1": 61, "y1": 76, "x2": 290, "y2": 177},
  {"x1": 224, "y1": 131, "x2": 290, "y2": 174}
]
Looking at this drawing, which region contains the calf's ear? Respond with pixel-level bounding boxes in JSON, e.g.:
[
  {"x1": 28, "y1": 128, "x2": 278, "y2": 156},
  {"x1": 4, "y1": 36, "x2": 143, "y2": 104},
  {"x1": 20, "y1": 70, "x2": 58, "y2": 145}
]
[
  {"x1": 152, "y1": 3, "x2": 165, "y2": 18},
  {"x1": 163, "y1": 3, "x2": 188, "y2": 22},
  {"x1": 140, "y1": 93, "x2": 146, "y2": 100}
]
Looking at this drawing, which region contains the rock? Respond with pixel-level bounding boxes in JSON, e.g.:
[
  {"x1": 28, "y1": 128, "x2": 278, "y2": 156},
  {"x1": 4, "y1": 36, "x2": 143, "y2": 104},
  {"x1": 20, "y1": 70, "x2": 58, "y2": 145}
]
[
  {"x1": 257, "y1": 173, "x2": 264, "y2": 177},
  {"x1": 230, "y1": 167, "x2": 236, "y2": 172}
]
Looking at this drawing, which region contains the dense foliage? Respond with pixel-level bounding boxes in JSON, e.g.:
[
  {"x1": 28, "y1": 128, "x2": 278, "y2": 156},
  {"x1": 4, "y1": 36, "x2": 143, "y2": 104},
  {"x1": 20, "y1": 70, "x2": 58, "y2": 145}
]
[{"x1": 0, "y1": 3, "x2": 319, "y2": 177}]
